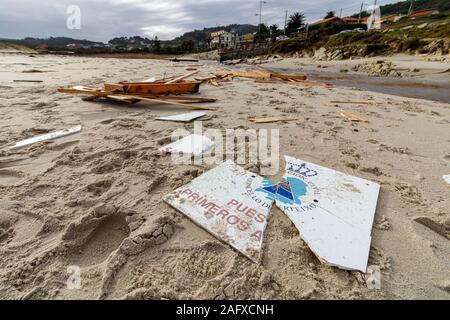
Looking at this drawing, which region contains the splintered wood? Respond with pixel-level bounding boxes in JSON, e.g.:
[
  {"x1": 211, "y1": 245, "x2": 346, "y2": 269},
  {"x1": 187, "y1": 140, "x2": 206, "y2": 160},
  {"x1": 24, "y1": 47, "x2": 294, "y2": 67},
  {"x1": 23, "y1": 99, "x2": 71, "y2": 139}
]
[
  {"x1": 58, "y1": 70, "x2": 216, "y2": 110},
  {"x1": 339, "y1": 110, "x2": 369, "y2": 123},
  {"x1": 205, "y1": 69, "x2": 332, "y2": 88},
  {"x1": 249, "y1": 116, "x2": 297, "y2": 123}
]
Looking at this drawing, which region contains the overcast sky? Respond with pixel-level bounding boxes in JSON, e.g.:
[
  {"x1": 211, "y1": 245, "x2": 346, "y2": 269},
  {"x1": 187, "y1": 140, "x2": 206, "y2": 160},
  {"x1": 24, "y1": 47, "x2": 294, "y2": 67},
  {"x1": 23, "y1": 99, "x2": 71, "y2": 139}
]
[{"x1": 0, "y1": 0, "x2": 401, "y2": 41}]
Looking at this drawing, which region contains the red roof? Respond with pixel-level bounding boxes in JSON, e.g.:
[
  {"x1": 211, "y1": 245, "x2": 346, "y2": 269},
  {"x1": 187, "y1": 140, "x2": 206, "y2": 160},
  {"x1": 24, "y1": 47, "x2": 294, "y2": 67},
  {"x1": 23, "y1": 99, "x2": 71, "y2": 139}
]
[
  {"x1": 342, "y1": 17, "x2": 368, "y2": 23},
  {"x1": 409, "y1": 8, "x2": 438, "y2": 18},
  {"x1": 311, "y1": 17, "x2": 342, "y2": 25}
]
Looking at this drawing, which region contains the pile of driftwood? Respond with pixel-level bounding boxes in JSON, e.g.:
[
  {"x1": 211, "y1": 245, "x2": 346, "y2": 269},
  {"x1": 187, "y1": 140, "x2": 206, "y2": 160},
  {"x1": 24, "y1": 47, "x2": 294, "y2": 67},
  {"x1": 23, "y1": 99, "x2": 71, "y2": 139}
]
[
  {"x1": 58, "y1": 70, "x2": 216, "y2": 111},
  {"x1": 195, "y1": 69, "x2": 333, "y2": 88}
]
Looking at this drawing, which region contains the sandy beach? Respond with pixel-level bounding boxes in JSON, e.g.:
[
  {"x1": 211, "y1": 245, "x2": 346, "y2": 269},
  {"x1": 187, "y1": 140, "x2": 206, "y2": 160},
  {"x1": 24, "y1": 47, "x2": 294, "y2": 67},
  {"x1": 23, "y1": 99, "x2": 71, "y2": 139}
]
[{"x1": 0, "y1": 52, "x2": 449, "y2": 300}]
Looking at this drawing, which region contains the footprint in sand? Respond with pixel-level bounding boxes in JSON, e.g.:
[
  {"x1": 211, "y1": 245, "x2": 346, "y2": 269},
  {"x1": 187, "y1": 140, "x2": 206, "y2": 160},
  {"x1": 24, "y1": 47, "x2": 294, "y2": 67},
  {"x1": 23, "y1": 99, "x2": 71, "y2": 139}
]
[
  {"x1": 0, "y1": 210, "x2": 44, "y2": 246},
  {"x1": 62, "y1": 205, "x2": 130, "y2": 267},
  {"x1": 0, "y1": 169, "x2": 26, "y2": 185}
]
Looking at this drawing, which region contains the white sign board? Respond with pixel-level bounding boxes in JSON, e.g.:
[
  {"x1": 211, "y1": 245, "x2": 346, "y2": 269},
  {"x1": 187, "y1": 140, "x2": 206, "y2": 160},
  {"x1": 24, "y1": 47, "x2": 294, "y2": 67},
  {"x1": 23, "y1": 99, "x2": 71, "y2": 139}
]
[
  {"x1": 9, "y1": 125, "x2": 82, "y2": 150},
  {"x1": 159, "y1": 134, "x2": 214, "y2": 156},
  {"x1": 156, "y1": 112, "x2": 206, "y2": 122},
  {"x1": 259, "y1": 156, "x2": 380, "y2": 272},
  {"x1": 164, "y1": 160, "x2": 274, "y2": 261}
]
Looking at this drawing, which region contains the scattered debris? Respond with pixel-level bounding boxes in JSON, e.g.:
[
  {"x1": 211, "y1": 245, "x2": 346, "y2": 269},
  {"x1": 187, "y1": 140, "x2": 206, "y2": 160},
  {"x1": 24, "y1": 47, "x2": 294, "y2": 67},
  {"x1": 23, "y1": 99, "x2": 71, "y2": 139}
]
[
  {"x1": 164, "y1": 160, "x2": 274, "y2": 261},
  {"x1": 216, "y1": 70, "x2": 306, "y2": 81},
  {"x1": 165, "y1": 57, "x2": 199, "y2": 62},
  {"x1": 260, "y1": 155, "x2": 380, "y2": 272},
  {"x1": 443, "y1": 174, "x2": 450, "y2": 185},
  {"x1": 413, "y1": 216, "x2": 450, "y2": 240},
  {"x1": 58, "y1": 79, "x2": 216, "y2": 111},
  {"x1": 159, "y1": 134, "x2": 214, "y2": 156},
  {"x1": 166, "y1": 70, "x2": 200, "y2": 84},
  {"x1": 331, "y1": 100, "x2": 373, "y2": 105},
  {"x1": 340, "y1": 110, "x2": 369, "y2": 123},
  {"x1": 8, "y1": 125, "x2": 82, "y2": 150},
  {"x1": 13, "y1": 80, "x2": 43, "y2": 83},
  {"x1": 249, "y1": 116, "x2": 297, "y2": 123},
  {"x1": 156, "y1": 111, "x2": 206, "y2": 122},
  {"x1": 254, "y1": 79, "x2": 333, "y2": 88},
  {"x1": 21, "y1": 69, "x2": 46, "y2": 73}
]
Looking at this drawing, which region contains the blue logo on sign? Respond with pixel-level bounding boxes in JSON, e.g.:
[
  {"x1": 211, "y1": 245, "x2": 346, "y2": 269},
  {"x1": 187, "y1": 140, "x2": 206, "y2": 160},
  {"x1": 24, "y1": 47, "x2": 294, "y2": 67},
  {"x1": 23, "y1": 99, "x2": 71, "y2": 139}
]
[{"x1": 257, "y1": 177, "x2": 308, "y2": 205}]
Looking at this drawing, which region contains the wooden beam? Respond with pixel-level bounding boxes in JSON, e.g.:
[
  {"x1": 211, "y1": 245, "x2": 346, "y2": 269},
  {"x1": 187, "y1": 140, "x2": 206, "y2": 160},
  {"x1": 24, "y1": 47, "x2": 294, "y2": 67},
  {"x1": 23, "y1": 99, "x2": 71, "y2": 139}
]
[
  {"x1": 339, "y1": 110, "x2": 369, "y2": 123},
  {"x1": 166, "y1": 70, "x2": 200, "y2": 83},
  {"x1": 249, "y1": 116, "x2": 297, "y2": 123}
]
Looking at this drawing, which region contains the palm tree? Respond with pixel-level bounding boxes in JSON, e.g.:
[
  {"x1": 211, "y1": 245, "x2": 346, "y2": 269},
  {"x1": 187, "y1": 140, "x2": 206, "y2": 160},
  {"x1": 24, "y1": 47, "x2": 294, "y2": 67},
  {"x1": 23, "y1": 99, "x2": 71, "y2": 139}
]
[
  {"x1": 286, "y1": 12, "x2": 305, "y2": 35},
  {"x1": 269, "y1": 24, "x2": 280, "y2": 41}
]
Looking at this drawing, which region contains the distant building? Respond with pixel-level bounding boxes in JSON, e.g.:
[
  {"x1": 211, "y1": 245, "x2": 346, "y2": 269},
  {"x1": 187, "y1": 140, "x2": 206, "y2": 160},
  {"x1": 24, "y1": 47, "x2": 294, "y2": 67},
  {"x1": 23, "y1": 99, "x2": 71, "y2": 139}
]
[
  {"x1": 242, "y1": 33, "x2": 255, "y2": 43},
  {"x1": 379, "y1": 14, "x2": 401, "y2": 23},
  {"x1": 341, "y1": 17, "x2": 368, "y2": 23},
  {"x1": 409, "y1": 8, "x2": 439, "y2": 19},
  {"x1": 66, "y1": 43, "x2": 82, "y2": 50},
  {"x1": 210, "y1": 30, "x2": 238, "y2": 49},
  {"x1": 311, "y1": 16, "x2": 343, "y2": 26}
]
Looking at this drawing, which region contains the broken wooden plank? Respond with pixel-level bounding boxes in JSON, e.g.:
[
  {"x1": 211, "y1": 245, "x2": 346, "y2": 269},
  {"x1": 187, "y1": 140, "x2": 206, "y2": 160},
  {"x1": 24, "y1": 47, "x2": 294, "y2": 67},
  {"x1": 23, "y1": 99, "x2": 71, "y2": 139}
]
[
  {"x1": 59, "y1": 87, "x2": 215, "y2": 103},
  {"x1": 124, "y1": 95, "x2": 216, "y2": 111},
  {"x1": 331, "y1": 100, "x2": 373, "y2": 105},
  {"x1": 249, "y1": 116, "x2": 297, "y2": 123},
  {"x1": 105, "y1": 95, "x2": 141, "y2": 104},
  {"x1": 271, "y1": 73, "x2": 307, "y2": 81},
  {"x1": 9, "y1": 125, "x2": 82, "y2": 150},
  {"x1": 413, "y1": 216, "x2": 450, "y2": 240},
  {"x1": 58, "y1": 87, "x2": 216, "y2": 110},
  {"x1": 166, "y1": 70, "x2": 200, "y2": 84},
  {"x1": 339, "y1": 110, "x2": 369, "y2": 124},
  {"x1": 105, "y1": 80, "x2": 200, "y2": 95},
  {"x1": 13, "y1": 80, "x2": 43, "y2": 83}
]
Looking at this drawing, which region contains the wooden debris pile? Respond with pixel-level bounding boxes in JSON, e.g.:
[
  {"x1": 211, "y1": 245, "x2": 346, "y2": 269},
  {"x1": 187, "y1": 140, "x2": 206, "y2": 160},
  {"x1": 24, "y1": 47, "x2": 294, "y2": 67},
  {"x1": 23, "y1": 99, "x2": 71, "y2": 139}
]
[
  {"x1": 196, "y1": 69, "x2": 333, "y2": 88},
  {"x1": 58, "y1": 70, "x2": 216, "y2": 111}
]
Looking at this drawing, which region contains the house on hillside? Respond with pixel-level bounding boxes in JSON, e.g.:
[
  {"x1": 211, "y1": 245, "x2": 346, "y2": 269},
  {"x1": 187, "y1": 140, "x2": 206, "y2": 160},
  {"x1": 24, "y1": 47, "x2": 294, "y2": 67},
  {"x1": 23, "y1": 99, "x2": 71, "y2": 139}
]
[
  {"x1": 310, "y1": 16, "x2": 343, "y2": 26},
  {"x1": 66, "y1": 43, "x2": 82, "y2": 50},
  {"x1": 210, "y1": 30, "x2": 238, "y2": 49},
  {"x1": 341, "y1": 17, "x2": 368, "y2": 23},
  {"x1": 242, "y1": 33, "x2": 255, "y2": 43},
  {"x1": 380, "y1": 14, "x2": 402, "y2": 23},
  {"x1": 409, "y1": 8, "x2": 439, "y2": 19}
]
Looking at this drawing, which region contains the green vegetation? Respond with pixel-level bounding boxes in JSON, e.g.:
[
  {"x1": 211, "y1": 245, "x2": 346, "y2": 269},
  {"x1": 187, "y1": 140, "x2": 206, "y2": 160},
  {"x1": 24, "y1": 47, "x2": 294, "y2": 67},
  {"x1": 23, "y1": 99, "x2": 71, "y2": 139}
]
[
  {"x1": 0, "y1": 42, "x2": 36, "y2": 53},
  {"x1": 286, "y1": 12, "x2": 306, "y2": 35}
]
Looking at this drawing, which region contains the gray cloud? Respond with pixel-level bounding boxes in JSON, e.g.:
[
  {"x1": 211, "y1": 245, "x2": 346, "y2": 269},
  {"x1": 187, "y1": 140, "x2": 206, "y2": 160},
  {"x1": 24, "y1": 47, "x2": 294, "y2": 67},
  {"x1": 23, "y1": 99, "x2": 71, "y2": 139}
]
[{"x1": 0, "y1": 0, "x2": 399, "y2": 41}]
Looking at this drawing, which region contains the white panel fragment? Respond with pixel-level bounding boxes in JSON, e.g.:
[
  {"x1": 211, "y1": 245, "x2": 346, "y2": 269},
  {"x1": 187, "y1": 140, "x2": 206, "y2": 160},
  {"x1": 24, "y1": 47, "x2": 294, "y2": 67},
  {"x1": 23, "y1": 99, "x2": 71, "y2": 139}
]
[
  {"x1": 9, "y1": 125, "x2": 82, "y2": 150},
  {"x1": 164, "y1": 160, "x2": 274, "y2": 261},
  {"x1": 159, "y1": 134, "x2": 214, "y2": 156},
  {"x1": 443, "y1": 174, "x2": 450, "y2": 185},
  {"x1": 156, "y1": 111, "x2": 206, "y2": 122},
  {"x1": 260, "y1": 155, "x2": 380, "y2": 272}
]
